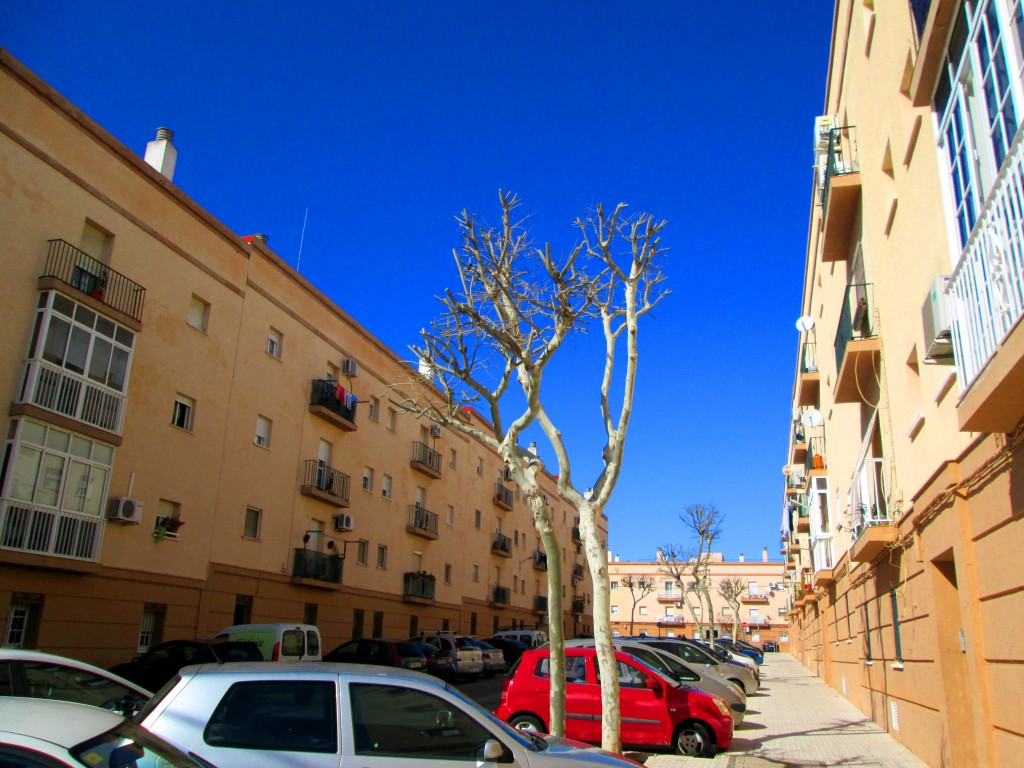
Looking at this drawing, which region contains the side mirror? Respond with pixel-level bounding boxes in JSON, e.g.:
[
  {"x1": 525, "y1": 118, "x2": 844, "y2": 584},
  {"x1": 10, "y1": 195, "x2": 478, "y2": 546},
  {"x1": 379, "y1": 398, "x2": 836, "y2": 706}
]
[
  {"x1": 644, "y1": 677, "x2": 663, "y2": 698},
  {"x1": 481, "y1": 739, "x2": 504, "y2": 761}
]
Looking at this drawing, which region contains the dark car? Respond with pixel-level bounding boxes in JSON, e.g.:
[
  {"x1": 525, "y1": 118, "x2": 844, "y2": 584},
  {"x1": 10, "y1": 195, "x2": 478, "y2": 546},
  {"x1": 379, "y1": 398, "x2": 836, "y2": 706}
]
[
  {"x1": 409, "y1": 641, "x2": 453, "y2": 677},
  {"x1": 484, "y1": 636, "x2": 528, "y2": 667},
  {"x1": 714, "y1": 638, "x2": 763, "y2": 665},
  {"x1": 109, "y1": 640, "x2": 263, "y2": 692},
  {"x1": 322, "y1": 639, "x2": 427, "y2": 671},
  {"x1": 763, "y1": 640, "x2": 779, "y2": 652}
]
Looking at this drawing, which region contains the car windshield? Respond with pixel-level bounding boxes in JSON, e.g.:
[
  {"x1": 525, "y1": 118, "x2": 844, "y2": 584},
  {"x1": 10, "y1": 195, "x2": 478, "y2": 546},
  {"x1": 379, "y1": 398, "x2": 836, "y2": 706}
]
[
  {"x1": 71, "y1": 720, "x2": 214, "y2": 767},
  {"x1": 442, "y1": 683, "x2": 545, "y2": 751}
]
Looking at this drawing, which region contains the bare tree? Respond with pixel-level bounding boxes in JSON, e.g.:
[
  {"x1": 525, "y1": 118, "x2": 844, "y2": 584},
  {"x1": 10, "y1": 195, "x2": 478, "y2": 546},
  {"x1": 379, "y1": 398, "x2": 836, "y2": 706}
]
[
  {"x1": 399, "y1": 191, "x2": 668, "y2": 750},
  {"x1": 660, "y1": 504, "x2": 724, "y2": 640},
  {"x1": 717, "y1": 576, "x2": 745, "y2": 640},
  {"x1": 621, "y1": 574, "x2": 656, "y2": 636}
]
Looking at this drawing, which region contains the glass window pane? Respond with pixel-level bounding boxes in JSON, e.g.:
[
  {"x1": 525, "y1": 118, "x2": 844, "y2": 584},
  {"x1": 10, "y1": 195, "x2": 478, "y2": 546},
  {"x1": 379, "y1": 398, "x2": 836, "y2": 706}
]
[
  {"x1": 42, "y1": 317, "x2": 70, "y2": 366},
  {"x1": 69, "y1": 435, "x2": 91, "y2": 459},
  {"x1": 74, "y1": 305, "x2": 96, "y2": 328},
  {"x1": 44, "y1": 428, "x2": 69, "y2": 453},
  {"x1": 65, "y1": 461, "x2": 89, "y2": 512},
  {"x1": 95, "y1": 316, "x2": 115, "y2": 339},
  {"x1": 65, "y1": 327, "x2": 90, "y2": 375},
  {"x1": 108, "y1": 347, "x2": 129, "y2": 392},
  {"x1": 83, "y1": 465, "x2": 107, "y2": 516},
  {"x1": 21, "y1": 421, "x2": 47, "y2": 447},
  {"x1": 87, "y1": 338, "x2": 112, "y2": 385},
  {"x1": 115, "y1": 326, "x2": 134, "y2": 347},
  {"x1": 92, "y1": 443, "x2": 113, "y2": 465},
  {"x1": 10, "y1": 446, "x2": 42, "y2": 502},
  {"x1": 52, "y1": 294, "x2": 74, "y2": 317},
  {"x1": 37, "y1": 453, "x2": 65, "y2": 507}
]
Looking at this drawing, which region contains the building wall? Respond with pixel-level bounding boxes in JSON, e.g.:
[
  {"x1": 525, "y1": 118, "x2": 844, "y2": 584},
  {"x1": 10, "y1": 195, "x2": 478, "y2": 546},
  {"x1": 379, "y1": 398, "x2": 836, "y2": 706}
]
[
  {"x1": 0, "y1": 49, "x2": 601, "y2": 669},
  {"x1": 783, "y1": 3, "x2": 1024, "y2": 767}
]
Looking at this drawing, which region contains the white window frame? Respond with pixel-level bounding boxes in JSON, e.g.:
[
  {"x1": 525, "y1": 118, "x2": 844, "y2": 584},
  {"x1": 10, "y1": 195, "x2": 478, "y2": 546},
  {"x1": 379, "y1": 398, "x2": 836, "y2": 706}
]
[
  {"x1": 254, "y1": 415, "x2": 271, "y2": 448},
  {"x1": 381, "y1": 474, "x2": 392, "y2": 499},
  {"x1": 362, "y1": 467, "x2": 374, "y2": 492},
  {"x1": 376, "y1": 544, "x2": 388, "y2": 569},
  {"x1": 266, "y1": 328, "x2": 282, "y2": 359},
  {"x1": 172, "y1": 395, "x2": 194, "y2": 431},
  {"x1": 186, "y1": 294, "x2": 210, "y2": 332},
  {"x1": 356, "y1": 540, "x2": 369, "y2": 565},
  {"x1": 243, "y1": 506, "x2": 262, "y2": 540}
]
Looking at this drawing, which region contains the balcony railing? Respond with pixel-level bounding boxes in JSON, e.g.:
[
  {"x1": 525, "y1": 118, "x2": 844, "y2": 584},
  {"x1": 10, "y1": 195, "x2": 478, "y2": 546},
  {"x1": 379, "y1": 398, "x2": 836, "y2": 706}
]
[
  {"x1": 834, "y1": 283, "x2": 876, "y2": 376},
  {"x1": 43, "y1": 239, "x2": 146, "y2": 323},
  {"x1": 800, "y1": 340, "x2": 818, "y2": 373},
  {"x1": 532, "y1": 550, "x2": 547, "y2": 571},
  {"x1": 407, "y1": 505, "x2": 439, "y2": 537},
  {"x1": 300, "y1": 459, "x2": 350, "y2": 505},
  {"x1": 309, "y1": 380, "x2": 357, "y2": 428},
  {"x1": 410, "y1": 441, "x2": 442, "y2": 477},
  {"x1": 493, "y1": 483, "x2": 513, "y2": 510},
  {"x1": 571, "y1": 526, "x2": 582, "y2": 543},
  {"x1": 0, "y1": 501, "x2": 102, "y2": 561},
  {"x1": 805, "y1": 435, "x2": 826, "y2": 473},
  {"x1": 491, "y1": 585, "x2": 511, "y2": 605},
  {"x1": 572, "y1": 563, "x2": 585, "y2": 579},
  {"x1": 20, "y1": 359, "x2": 126, "y2": 435},
  {"x1": 404, "y1": 571, "x2": 436, "y2": 600},
  {"x1": 850, "y1": 457, "x2": 891, "y2": 541},
  {"x1": 292, "y1": 547, "x2": 342, "y2": 584},
  {"x1": 947, "y1": 135, "x2": 1024, "y2": 397},
  {"x1": 491, "y1": 532, "x2": 512, "y2": 556},
  {"x1": 533, "y1": 595, "x2": 548, "y2": 612},
  {"x1": 656, "y1": 590, "x2": 681, "y2": 602},
  {"x1": 572, "y1": 597, "x2": 585, "y2": 614},
  {"x1": 657, "y1": 615, "x2": 685, "y2": 624},
  {"x1": 820, "y1": 126, "x2": 860, "y2": 216}
]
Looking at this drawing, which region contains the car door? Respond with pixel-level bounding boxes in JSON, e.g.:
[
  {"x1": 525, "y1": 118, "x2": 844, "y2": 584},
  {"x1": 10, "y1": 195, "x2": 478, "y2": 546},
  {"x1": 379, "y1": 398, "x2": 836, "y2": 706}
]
[{"x1": 597, "y1": 658, "x2": 670, "y2": 748}]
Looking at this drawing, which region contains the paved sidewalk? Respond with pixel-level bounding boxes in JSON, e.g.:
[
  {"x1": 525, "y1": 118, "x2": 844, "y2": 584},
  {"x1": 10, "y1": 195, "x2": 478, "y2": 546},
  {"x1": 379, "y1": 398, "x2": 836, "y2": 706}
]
[{"x1": 636, "y1": 653, "x2": 930, "y2": 768}]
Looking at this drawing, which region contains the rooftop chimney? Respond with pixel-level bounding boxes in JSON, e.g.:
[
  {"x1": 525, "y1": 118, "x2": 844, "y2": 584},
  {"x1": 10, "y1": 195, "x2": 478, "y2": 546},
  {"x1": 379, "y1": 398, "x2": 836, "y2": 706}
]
[
  {"x1": 763, "y1": 547, "x2": 768, "y2": 562},
  {"x1": 739, "y1": 553, "x2": 745, "y2": 562},
  {"x1": 528, "y1": 442, "x2": 538, "y2": 456},
  {"x1": 144, "y1": 128, "x2": 177, "y2": 181},
  {"x1": 252, "y1": 233, "x2": 269, "y2": 244}
]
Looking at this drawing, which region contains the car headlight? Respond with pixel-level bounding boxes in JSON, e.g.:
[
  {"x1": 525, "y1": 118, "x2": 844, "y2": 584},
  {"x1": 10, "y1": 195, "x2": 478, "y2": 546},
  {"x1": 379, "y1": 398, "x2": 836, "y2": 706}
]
[{"x1": 713, "y1": 697, "x2": 730, "y2": 717}]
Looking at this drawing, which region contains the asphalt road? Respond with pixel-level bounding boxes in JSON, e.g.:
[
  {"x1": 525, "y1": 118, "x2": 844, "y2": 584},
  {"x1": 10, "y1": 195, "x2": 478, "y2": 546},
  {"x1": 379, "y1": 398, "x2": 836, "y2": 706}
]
[{"x1": 453, "y1": 672, "x2": 506, "y2": 712}]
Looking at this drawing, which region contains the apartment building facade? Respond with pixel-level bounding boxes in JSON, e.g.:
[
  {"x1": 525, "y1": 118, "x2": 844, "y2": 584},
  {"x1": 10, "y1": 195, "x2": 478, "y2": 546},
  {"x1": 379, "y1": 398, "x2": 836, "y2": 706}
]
[
  {"x1": 0, "y1": 49, "x2": 598, "y2": 669},
  {"x1": 782, "y1": 2, "x2": 1024, "y2": 766},
  {"x1": 606, "y1": 552, "x2": 789, "y2": 649}
]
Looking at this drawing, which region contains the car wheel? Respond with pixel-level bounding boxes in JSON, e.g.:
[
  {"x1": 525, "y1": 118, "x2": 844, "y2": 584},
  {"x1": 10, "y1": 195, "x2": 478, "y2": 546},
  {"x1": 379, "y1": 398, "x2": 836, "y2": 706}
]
[
  {"x1": 674, "y1": 721, "x2": 716, "y2": 757},
  {"x1": 509, "y1": 713, "x2": 544, "y2": 732}
]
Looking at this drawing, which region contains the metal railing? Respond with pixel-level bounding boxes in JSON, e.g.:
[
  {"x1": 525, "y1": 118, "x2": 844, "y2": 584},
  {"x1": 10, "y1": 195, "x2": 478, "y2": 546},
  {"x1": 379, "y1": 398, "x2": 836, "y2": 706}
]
[
  {"x1": 947, "y1": 133, "x2": 1024, "y2": 394},
  {"x1": 850, "y1": 457, "x2": 891, "y2": 541},
  {"x1": 310, "y1": 380, "x2": 358, "y2": 423},
  {"x1": 834, "y1": 283, "x2": 876, "y2": 375},
  {"x1": 806, "y1": 435, "x2": 826, "y2": 473},
  {"x1": 800, "y1": 340, "x2": 818, "y2": 374},
  {"x1": 43, "y1": 239, "x2": 146, "y2": 323},
  {"x1": 292, "y1": 547, "x2": 342, "y2": 583},
  {"x1": 571, "y1": 526, "x2": 581, "y2": 543},
  {"x1": 407, "y1": 505, "x2": 439, "y2": 535},
  {"x1": 812, "y1": 535, "x2": 835, "y2": 572},
  {"x1": 21, "y1": 359, "x2": 126, "y2": 434},
  {"x1": 571, "y1": 597, "x2": 585, "y2": 614},
  {"x1": 533, "y1": 595, "x2": 548, "y2": 612},
  {"x1": 0, "y1": 501, "x2": 103, "y2": 561},
  {"x1": 494, "y1": 483, "x2": 513, "y2": 508},
  {"x1": 821, "y1": 126, "x2": 859, "y2": 217},
  {"x1": 404, "y1": 571, "x2": 436, "y2": 600},
  {"x1": 410, "y1": 441, "x2": 442, "y2": 474},
  {"x1": 572, "y1": 563, "x2": 585, "y2": 579},
  {"x1": 301, "y1": 460, "x2": 350, "y2": 503},
  {"x1": 491, "y1": 585, "x2": 511, "y2": 605},
  {"x1": 491, "y1": 532, "x2": 512, "y2": 555},
  {"x1": 532, "y1": 550, "x2": 547, "y2": 570},
  {"x1": 657, "y1": 590, "x2": 681, "y2": 601}
]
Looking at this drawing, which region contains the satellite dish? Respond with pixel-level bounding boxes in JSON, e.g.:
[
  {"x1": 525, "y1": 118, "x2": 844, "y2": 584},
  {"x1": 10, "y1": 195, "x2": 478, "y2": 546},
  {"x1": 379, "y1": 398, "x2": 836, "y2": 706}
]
[
  {"x1": 801, "y1": 409, "x2": 823, "y2": 429},
  {"x1": 795, "y1": 316, "x2": 815, "y2": 332},
  {"x1": 782, "y1": 465, "x2": 793, "y2": 476}
]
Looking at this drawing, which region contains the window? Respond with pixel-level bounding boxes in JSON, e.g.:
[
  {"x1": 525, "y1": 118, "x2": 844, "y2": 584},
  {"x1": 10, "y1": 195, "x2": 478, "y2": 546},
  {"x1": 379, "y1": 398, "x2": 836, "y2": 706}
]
[
  {"x1": 233, "y1": 595, "x2": 253, "y2": 626},
  {"x1": 638, "y1": 606, "x2": 647, "y2": 615},
  {"x1": 376, "y1": 545, "x2": 388, "y2": 569},
  {"x1": 304, "y1": 602, "x2": 318, "y2": 627},
  {"x1": 449, "y1": 449, "x2": 457, "y2": 468},
  {"x1": 266, "y1": 328, "x2": 282, "y2": 358},
  {"x1": 4, "y1": 595, "x2": 42, "y2": 648},
  {"x1": 362, "y1": 467, "x2": 374, "y2": 492},
  {"x1": 186, "y1": 294, "x2": 210, "y2": 331},
  {"x1": 386, "y1": 407, "x2": 397, "y2": 431},
  {"x1": 372, "y1": 611, "x2": 383, "y2": 638},
  {"x1": 254, "y1": 415, "x2": 271, "y2": 448},
  {"x1": 472, "y1": 563, "x2": 480, "y2": 582},
  {"x1": 750, "y1": 608, "x2": 760, "y2": 621},
  {"x1": 355, "y1": 539, "x2": 368, "y2": 565},
  {"x1": 80, "y1": 220, "x2": 112, "y2": 261},
  {"x1": 381, "y1": 474, "x2": 392, "y2": 499},
  {"x1": 368, "y1": 396, "x2": 379, "y2": 421},
  {"x1": 444, "y1": 564, "x2": 452, "y2": 584},
  {"x1": 446, "y1": 505, "x2": 454, "y2": 526},
  {"x1": 156, "y1": 499, "x2": 182, "y2": 539},
  {"x1": 137, "y1": 605, "x2": 165, "y2": 653},
  {"x1": 205, "y1": 681, "x2": 337, "y2": 752},
  {"x1": 409, "y1": 615, "x2": 418, "y2": 637},
  {"x1": 748, "y1": 581, "x2": 759, "y2": 597},
  {"x1": 172, "y1": 395, "x2": 194, "y2": 431},
  {"x1": 610, "y1": 605, "x2": 620, "y2": 616},
  {"x1": 243, "y1": 507, "x2": 262, "y2": 539},
  {"x1": 610, "y1": 581, "x2": 619, "y2": 590},
  {"x1": 352, "y1": 609, "x2": 365, "y2": 639},
  {"x1": 474, "y1": 509, "x2": 481, "y2": 529},
  {"x1": 476, "y1": 457, "x2": 483, "y2": 475},
  {"x1": 514, "y1": 530, "x2": 519, "y2": 546},
  {"x1": 470, "y1": 612, "x2": 478, "y2": 635}
]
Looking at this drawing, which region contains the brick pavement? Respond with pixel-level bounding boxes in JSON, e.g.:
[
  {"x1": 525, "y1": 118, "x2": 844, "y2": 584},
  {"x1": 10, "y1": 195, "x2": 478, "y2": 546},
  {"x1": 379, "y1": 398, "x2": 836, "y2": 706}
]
[{"x1": 635, "y1": 652, "x2": 930, "y2": 768}]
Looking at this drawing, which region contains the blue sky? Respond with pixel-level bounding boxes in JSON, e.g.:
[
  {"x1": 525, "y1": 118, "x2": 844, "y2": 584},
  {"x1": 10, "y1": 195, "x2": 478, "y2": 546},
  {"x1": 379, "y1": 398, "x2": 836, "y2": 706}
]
[{"x1": 3, "y1": 1, "x2": 835, "y2": 562}]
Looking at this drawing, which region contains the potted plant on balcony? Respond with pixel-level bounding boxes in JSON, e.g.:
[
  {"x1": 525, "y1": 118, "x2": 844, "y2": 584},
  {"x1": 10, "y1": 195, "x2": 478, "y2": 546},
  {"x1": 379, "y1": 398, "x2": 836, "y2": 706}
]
[{"x1": 153, "y1": 515, "x2": 184, "y2": 541}]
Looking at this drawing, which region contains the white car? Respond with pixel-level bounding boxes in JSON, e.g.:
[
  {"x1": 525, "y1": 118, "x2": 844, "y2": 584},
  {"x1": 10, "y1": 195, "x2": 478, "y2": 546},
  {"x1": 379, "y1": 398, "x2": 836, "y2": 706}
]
[
  {"x1": 0, "y1": 648, "x2": 151, "y2": 716},
  {"x1": 410, "y1": 632, "x2": 484, "y2": 677},
  {"x1": 0, "y1": 697, "x2": 212, "y2": 767},
  {"x1": 140, "y1": 661, "x2": 643, "y2": 767}
]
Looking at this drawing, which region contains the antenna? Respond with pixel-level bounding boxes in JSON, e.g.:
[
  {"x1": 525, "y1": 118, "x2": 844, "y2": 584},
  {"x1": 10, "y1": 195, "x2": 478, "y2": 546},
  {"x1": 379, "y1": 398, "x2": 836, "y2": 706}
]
[{"x1": 297, "y1": 206, "x2": 309, "y2": 273}]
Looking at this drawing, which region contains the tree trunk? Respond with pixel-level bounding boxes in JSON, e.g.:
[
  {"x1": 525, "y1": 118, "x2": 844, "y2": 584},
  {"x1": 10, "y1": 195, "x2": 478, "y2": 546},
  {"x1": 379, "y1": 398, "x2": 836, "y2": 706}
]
[{"x1": 534, "y1": 497, "x2": 566, "y2": 737}]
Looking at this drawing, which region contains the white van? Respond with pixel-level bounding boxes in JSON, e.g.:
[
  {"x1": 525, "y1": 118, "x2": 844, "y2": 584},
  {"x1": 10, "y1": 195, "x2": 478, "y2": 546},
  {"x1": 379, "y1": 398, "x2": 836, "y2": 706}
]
[
  {"x1": 490, "y1": 629, "x2": 548, "y2": 648},
  {"x1": 214, "y1": 623, "x2": 321, "y2": 661}
]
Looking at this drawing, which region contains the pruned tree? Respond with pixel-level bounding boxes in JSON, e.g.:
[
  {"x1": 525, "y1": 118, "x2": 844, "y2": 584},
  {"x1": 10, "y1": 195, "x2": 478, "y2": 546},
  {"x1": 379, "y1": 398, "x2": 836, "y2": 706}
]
[
  {"x1": 621, "y1": 574, "x2": 655, "y2": 636},
  {"x1": 717, "y1": 576, "x2": 745, "y2": 640},
  {"x1": 660, "y1": 504, "x2": 724, "y2": 640},
  {"x1": 398, "y1": 190, "x2": 668, "y2": 751}
]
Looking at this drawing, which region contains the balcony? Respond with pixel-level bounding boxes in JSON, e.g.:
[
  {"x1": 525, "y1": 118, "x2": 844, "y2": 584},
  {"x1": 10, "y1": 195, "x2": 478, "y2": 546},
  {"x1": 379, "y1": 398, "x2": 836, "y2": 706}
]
[
  {"x1": 741, "y1": 593, "x2": 770, "y2": 604},
  {"x1": 785, "y1": 471, "x2": 807, "y2": 495},
  {"x1": 532, "y1": 550, "x2": 547, "y2": 571},
  {"x1": 572, "y1": 563, "x2": 585, "y2": 580},
  {"x1": 792, "y1": 422, "x2": 808, "y2": 464},
  {"x1": 947, "y1": 135, "x2": 1024, "y2": 432},
  {"x1": 571, "y1": 526, "x2": 582, "y2": 544},
  {"x1": 406, "y1": 505, "x2": 439, "y2": 540},
  {"x1": 795, "y1": 504, "x2": 810, "y2": 533},
  {"x1": 291, "y1": 547, "x2": 342, "y2": 587},
  {"x1": 805, "y1": 435, "x2": 826, "y2": 476},
  {"x1": 309, "y1": 380, "x2": 357, "y2": 431},
  {"x1": 17, "y1": 359, "x2": 126, "y2": 441},
  {"x1": 849, "y1": 457, "x2": 896, "y2": 563},
  {"x1": 299, "y1": 460, "x2": 350, "y2": 507},
  {"x1": 571, "y1": 597, "x2": 585, "y2": 615},
  {"x1": 795, "y1": 340, "x2": 820, "y2": 406},
  {"x1": 812, "y1": 535, "x2": 835, "y2": 586},
  {"x1": 490, "y1": 585, "x2": 511, "y2": 606},
  {"x1": 403, "y1": 571, "x2": 436, "y2": 603},
  {"x1": 0, "y1": 501, "x2": 102, "y2": 564},
  {"x1": 834, "y1": 283, "x2": 881, "y2": 404},
  {"x1": 410, "y1": 441, "x2": 442, "y2": 478},
  {"x1": 493, "y1": 483, "x2": 513, "y2": 511},
  {"x1": 820, "y1": 127, "x2": 861, "y2": 263},
  {"x1": 41, "y1": 239, "x2": 146, "y2": 328},
  {"x1": 532, "y1": 595, "x2": 548, "y2": 613},
  {"x1": 491, "y1": 532, "x2": 512, "y2": 557}
]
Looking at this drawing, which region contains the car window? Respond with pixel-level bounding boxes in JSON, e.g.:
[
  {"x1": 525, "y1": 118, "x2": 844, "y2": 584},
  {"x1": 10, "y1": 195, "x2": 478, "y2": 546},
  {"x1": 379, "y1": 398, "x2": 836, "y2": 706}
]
[
  {"x1": 281, "y1": 629, "x2": 306, "y2": 657},
  {"x1": 0, "y1": 661, "x2": 14, "y2": 695},
  {"x1": 595, "y1": 660, "x2": 647, "y2": 689},
  {"x1": 20, "y1": 661, "x2": 142, "y2": 710},
  {"x1": 535, "y1": 655, "x2": 588, "y2": 683},
  {"x1": 307, "y1": 630, "x2": 320, "y2": 657},
  {"x1": 349, "y1": 683, "x2": 494, "y2": 759},
  {"x1": 204, "y1": 680, "x2": 337, "y2": 753}
]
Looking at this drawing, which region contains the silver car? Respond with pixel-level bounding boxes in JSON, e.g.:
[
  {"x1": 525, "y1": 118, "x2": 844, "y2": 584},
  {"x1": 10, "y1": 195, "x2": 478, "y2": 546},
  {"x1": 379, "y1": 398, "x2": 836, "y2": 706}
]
[
  {"x1": 140, "y1": 661, "x2": 642, "y2": 767},
  {"x1": 631, "y1": 638, "x2": 759, "y2": 695}
]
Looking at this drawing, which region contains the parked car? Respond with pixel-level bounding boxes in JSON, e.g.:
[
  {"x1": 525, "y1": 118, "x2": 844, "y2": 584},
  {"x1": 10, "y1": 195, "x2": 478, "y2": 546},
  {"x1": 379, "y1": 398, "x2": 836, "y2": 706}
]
[
  {"x1": 691, "y1": 639, "x2": 759, "y2": 676},
  {"x1": 0, "y1": 649, "x2": 151, "y2": 717},
  {"x1": 714, "y1": 638, "x2": 763, "y2": 665},
  {"x1": 410, "y1": 632, "x2": 484, "y2": 677},
  {"x1": 214, "y1": 622, "x2": 322, "y2": 661},
  {"x1": 109, "y1": 639, "x2": 263, "y2": 692},
  {"x1": 409, "y1": 640, "x2": 454, "y2": 677},
  {"x1": 322, "y1": 638, "x2": 427, "y2": 671},
  {"x1": 733, "y1": 639, "x2": 767, "y2": 661},
  {"x1": 631, "y1": 637, "x2": 759, "y2": 694},
  {"x1": 496, "y1": 646, "x2": 733, "y2": 757},
  {"x1": 464, "y1": 637, "x2": 507, "y2": 677},
  {"x1": 565, "y1": 639, "x2": 745, "y2": 726},
  {"x1": 763, "y1": 640, "x2": 779, "y2": 652},
  {"x1": 0, "y1": 698, "x2": 212, "y2": 768},
  {"x1": 485, "y1": 636, "x2": 529, "y2": 666},
  {"x1": 139, "y1": 660, "x2": 643, "y2": 767},
  {"x1": 492, "y1": 628, "x2": 548, "y2": 648}
]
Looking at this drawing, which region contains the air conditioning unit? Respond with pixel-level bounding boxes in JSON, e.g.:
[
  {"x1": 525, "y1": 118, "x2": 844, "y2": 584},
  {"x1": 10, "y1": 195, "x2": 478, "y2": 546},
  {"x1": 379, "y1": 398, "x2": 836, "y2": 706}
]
[
  {"x1": 333, "y1": 513, "x2": 354, "y2": 533},
  {"x1": 429, "y1": 424, "x2": 442, "y2": 438},
  {"x1": 341, "y1": 358, "x2": 358, "y2": 377},
  {"x1": 108, "y1": 497, "x2": 143, "y2": 524},
  {"x1": 814, "y1": 114, "x2": 838, "y2": 151},
  {"x1": 922, "y1": 274, "x2": 955, "y2": 364},
  {"x1": 571, "y1": 577, "x2": 580, "y2": 587}
]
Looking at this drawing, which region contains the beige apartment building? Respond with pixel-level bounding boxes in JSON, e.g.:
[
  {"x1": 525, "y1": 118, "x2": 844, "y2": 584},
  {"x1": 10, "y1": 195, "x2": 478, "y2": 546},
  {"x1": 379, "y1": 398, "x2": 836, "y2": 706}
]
[
  {"x1": 782, "y1": 2, "x2": 1024, "y2": 766},
  {"x1": 0, "y1": 49, "x2": 599, "y2": 669},
  {"x1": 606, "y1": 551, "x2": 789, "y2": 649}
]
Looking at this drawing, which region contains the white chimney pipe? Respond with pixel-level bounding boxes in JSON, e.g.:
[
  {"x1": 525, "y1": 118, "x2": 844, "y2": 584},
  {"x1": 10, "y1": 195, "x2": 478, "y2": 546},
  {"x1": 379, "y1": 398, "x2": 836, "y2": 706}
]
[
  {"x1": 144, "y1": 127, "x2": 177, "y2": 181},
  {"x1": 739, "y1": 553, "x2": 745, "y2": 562},
  {"x1": 763, "y1": 547, "x2": 768, "y2": 562},
  {"x1": 528, "y1": 442, "x2": 538, "y2": 456}
]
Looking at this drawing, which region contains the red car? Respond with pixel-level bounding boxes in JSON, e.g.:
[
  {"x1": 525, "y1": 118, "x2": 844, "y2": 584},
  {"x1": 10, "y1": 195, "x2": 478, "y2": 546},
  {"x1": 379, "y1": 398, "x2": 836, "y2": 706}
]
[{"x1": 495, "y1": 647, "x2": 733, "y2": 757}]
